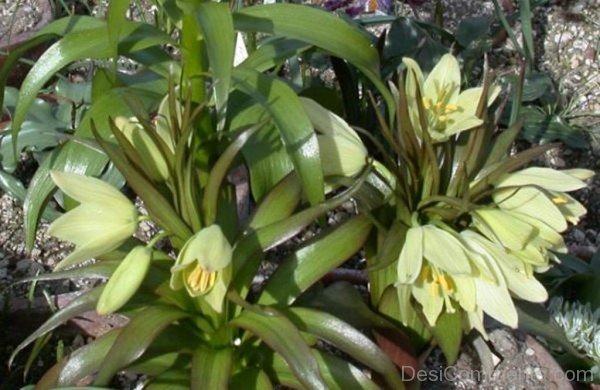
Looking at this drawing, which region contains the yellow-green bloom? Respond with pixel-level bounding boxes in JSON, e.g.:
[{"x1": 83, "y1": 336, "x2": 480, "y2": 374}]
[
  {"x1": 97, "y1": 246, "x2": 152, "y2": 315},
  {"x1": 48, "y1": 171, "x2": 138, "y2": 271},
  {"x1": 300, "y1": 97, "x2": 368, "y2": 177},
  {"x1": 403, "y1": 53, "x2": 500, "y2": 142},
  {"x1": 114, "y1": 116, "x2": 171, "y2": 182},
  {"x1": 170, "y1": 225, "x2": 233, "y2": 313},
  {"x1": 396, "y1": 224, "x2": 474, "y2": 325}
]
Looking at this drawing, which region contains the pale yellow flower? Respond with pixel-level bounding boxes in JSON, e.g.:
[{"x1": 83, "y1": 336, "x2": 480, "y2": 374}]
[
  {"x1": 48, "y1": 171, "x2": 138, "y2": 270},
  {"x1": 403, "y1": 54, "x2": 500, "y2": 142},
  {"x1": 170, "y1": 225, "x2": 233, "y2": 313}
]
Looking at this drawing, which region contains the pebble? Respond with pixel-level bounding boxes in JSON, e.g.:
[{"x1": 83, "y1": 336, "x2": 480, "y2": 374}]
[
  {"x1": 525, "y1": 348, "x2": 535, "y2": 356},
  {"x1": 16, "y1": 259, "x2": 30, "y2": 271},
  {"x1": 573, "y1": 229, "x2": 586, "y2": 243}
]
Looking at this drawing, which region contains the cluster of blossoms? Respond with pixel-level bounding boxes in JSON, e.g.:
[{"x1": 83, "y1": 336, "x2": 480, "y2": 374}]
[
  {"x1": 396, "y1": 167, "x2": 592, "y2": 333},
  {"x1": 44, "y1": 53, "x2": 594, "y2": 340}
]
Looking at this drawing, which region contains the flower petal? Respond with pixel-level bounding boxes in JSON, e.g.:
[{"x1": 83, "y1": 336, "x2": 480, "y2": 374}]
[
  {"x1": 423, "y1": 53, "x2": 461, "y2": 105},
  {"x1": 475, "y1": 278, "x2": 518, "y2": 328},
  {"x1": 397, "y1": 227, "x2": 424, "y2": 283},
  {"x1": 50, "y1": 171, "x2": 133, "y2": 209},
  {"x1": 422, "y1": 225, "x2": 471, "y2": 275},
  {"x1": 496, "y1": 167, "x2": 589, "y2": 192},
  {"x1": 471, "y1": 209, "x2": 537, "y2": 251},
  {"x1": 494, "y1": 187, "x2": 567, "y2": 232},
  {"x1": 412, "y1": 279, "x2": 444, "y2": 326}
]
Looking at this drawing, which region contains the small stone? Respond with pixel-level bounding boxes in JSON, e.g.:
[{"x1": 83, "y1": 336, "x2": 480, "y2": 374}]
[
  {"x1": 573, "y1": 229, "x2": 586, "y2": 243},
  {"x1": 16, "y1": 259, "x2": 31, "y2": 271},
  {"x1": 525, "y1": 348, "x2": 535, "y2": 356},
  {"x1": 570, "y1": 57, "x2": 580, "y2": 69},
  {"x1": 534, "y1": 367, "x2": 543, "y2": 380}
]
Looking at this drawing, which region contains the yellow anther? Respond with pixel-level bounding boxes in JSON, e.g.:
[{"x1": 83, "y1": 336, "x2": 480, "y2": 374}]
[
  {"x1": 552, "y1": 195, "x2": 569, "y2": 205},
  {"x1": 422, "y1": 97, "x2": 432, "y2": 110},
  {"x1": 186, "y1": 264, "x2": 217, "y2": 294},
  {"x1": 438, "y1": 275, "x2": 454, "y2": 293},
  {"x1": 438, "y1": 115, "x2": 448, "y2": 123},
  {"x1": 434, "y1": 102, "x2": 444, "y2": 111},
  {"x1": 430, "y1": 282, "x2": 440, "y2": 296},
  {"x1": 444, "y1": 104, "x2": 458, "y2": 114}
]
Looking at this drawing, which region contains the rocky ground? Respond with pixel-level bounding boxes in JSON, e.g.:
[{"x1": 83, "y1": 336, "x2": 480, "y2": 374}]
[{"x1": 1, "y1": 0, "x2": 599, "y2": 388}]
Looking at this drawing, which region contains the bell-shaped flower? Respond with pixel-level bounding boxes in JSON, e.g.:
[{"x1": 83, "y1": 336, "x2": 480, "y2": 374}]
[
  {"x1": 396, "y1": 224, "x2": 474, "y2": 325},
  {"x1": 170, "y1": 225, "x2": 233, "y2": 313},
  {"x1": 48, "y1": 171, "x2": 139, "y2": 271},
  {"x1": 300, "y1": 97, "x2": 368, "y2": 177},
  {"x1": 114, "y1": 116, "x2": 171, "y2": 182},
  {"x1": 493, "y1": 167, "x2": 591, "y2": 228},
  {"x1": 403, "y1": 54, "x2": 500, "y2": 142},
  {"x1": 97, "y1": 246, "x2": 152, "y2": 315}
]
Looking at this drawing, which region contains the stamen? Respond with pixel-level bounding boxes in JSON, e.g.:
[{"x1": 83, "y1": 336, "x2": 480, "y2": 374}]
[
  {"x1": 422, "y1": 97, "x2": 432, "y2": 110},
  {"x1": 438, "y1": 115, "x2": 448, "y2": 123},
  {"x1": 552, "y1": 195, "x2": 568, "y2": 205},
  {"x1": 444, "y1": 104, "x2": 458, "y2": 113},
  {"x1": 186, "y1": 264, "x2": 217, "y2": 294}
]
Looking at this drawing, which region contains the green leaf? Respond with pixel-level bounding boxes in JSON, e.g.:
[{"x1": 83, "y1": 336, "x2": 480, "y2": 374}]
[
  {"x1": 241, "y1": 38, "x2": 311, "y2": 73},
  {"x1": 230, "y1": 368, "x2": 273, "y2": 390},
  {"x1": 430, "y1": 308, "x2": 462, "y2": 364},
  {"x1": 270, "y1": 349, "x2": 380, "y2": 390},
  {"x1": 197, "y1": 2, "x2": 234, "y2": 131},
  {"x1": 288, "y1": 308, "x2": 404, "y2": 389},
  {"x1": 93, "y1": 305, "x2": 189, "y2": 385},
  {"x1": 9, "y1": 287, "x2": 103, "y2": 367},
  {"x1": 230, "y1": 308, "x2": 325, "y2": 389},
  {"x1": 203, "y1": 123, "x2": 262, "y2": 226},
  {"x1": 520, "y1": 107, "x2": 588, "y2": 148},
  {"x1": 248, "y1": 172, "x2": 302, "y2": 230},
  {"x1": 233, "y1": 3, "x2": 393, "y2": 119},
  {"x1": 94, "y1": 133, "x2": 193, "y2": 245},
  {"x1": 232, "y1": 169, "x2": 369, "y2": 295},
  {"x1": 11, "y1": 21, "x2": 172, "y2": 145},
  {"x1": 304, "y1": 282, "x2": 394, "y2": 330},
  {"x1": 259, "y1": 215, "x2": 372, "y2": 306},
  {"x1": 232, "y1": 67, "x2": 324, "y2": 206},
  {"x1": 191, "y1": 347, "x2": 233, "y2": 390},
  {"x1": 15, "y1": 261, "x2": 118, "y2": 284},
  {"x1": 234, "y1": 4, "x2": 377, "y2": 75},
  {"x1": 515, "y1": 300, "x2": 583, "y2": 357},
  {"x1": 37, "y1": 329, "x2": 121, "y2": 387},
  {"x1": 455, "y1": 16, "x2": 492, "y2": 47},
  {"x1": 146, "y1": 369, "x2": 190, "y2": 390}
]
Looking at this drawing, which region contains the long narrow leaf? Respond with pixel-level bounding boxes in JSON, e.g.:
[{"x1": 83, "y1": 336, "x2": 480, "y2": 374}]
[
  {"x1": 230, "y1": 308, "x2": 325, "y2": 389},
  {"x1": 93, "y1": 305, "x2": 189, "y2": 385},
  {"x1": 259, "y1": 215, "x2": 372, "y2": 306},
  {"x1": 196, "y1": 3, "x2": 234, "y2": 130},
  {"x1": 191, "y1": 347, "x2": 233, "y2": 390},
  {"x1": 9, "y1": 287, "x2": 103, "y2": 366},
  {"x1": 232, "y1": 67, "x2": 324, "y2": 206},
  {"x1": 232, "y1": 4, "x2": 393, "y2": 114},
  {"x1": 289, "y1": 308, "x2": 403, "y2": 388}
]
